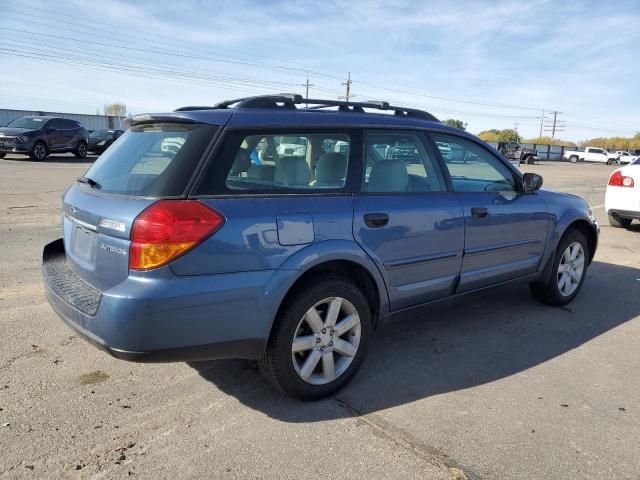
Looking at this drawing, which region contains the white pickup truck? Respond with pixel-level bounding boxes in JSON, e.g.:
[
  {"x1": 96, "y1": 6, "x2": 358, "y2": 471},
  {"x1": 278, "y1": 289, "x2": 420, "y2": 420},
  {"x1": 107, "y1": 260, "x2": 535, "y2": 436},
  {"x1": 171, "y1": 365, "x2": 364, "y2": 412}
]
[
  {"x1": 616, "y1": 151, "x2": 639, "y2": 164},
  {"x1": 563, "y1": 147, "x2": 620, "y2": 164}
]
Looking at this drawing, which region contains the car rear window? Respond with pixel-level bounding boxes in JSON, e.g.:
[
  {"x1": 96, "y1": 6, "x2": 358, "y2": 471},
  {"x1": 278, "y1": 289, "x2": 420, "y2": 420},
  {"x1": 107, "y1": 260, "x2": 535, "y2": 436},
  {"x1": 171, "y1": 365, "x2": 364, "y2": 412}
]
[{"x1": 82, "y1": 122, "x2": 217, "y2": 196}]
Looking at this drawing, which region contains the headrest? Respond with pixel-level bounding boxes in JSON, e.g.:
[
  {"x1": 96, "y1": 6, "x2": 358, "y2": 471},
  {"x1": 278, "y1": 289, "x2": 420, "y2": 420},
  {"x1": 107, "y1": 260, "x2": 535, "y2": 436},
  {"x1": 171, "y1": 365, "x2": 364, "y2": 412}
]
[
  {"x1": 315, "y1": 152, "x2": 347, "y2": 186},
  {"x1": 274, "y1": 156, "x2": 311, "y2": 187},
  {"x1": 368, "y1": 160, "x2": 408, "y2": 192}
]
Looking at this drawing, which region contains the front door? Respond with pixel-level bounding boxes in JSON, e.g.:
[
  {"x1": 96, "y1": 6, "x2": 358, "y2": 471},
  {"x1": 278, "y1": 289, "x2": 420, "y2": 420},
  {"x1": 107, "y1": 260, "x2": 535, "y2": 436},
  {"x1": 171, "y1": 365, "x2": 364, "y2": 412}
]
[
  {"x1": 431, "y1": 132, "x2": 549, "y2": 292},
  {"x1": 353, "y1": 130, "x2": 464, "y2": 310}
]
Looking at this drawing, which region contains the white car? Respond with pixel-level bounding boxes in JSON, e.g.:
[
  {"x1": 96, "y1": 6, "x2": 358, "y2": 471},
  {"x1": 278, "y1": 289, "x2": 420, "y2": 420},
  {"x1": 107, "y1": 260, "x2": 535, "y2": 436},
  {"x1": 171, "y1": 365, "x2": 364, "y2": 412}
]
[
  {"x1": 605, "y1": 157, "x2": 640, "y2": 227},
  {"x1": 616, "y1": 151, "x2": 638, "y2": 164}
]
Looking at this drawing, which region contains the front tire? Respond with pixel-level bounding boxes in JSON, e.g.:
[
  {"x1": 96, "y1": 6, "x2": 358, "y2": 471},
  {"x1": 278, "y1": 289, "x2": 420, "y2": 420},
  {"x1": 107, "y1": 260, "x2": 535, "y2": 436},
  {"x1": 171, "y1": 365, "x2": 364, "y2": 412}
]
[
  {"x1": 29, "y1": 141, "x2": 48, "y2": 161},
  {"x1": 74, "y1": 141, "x2": 87, "y2": 159},
  {"x1": 530, "y1": 229, "x2": 589, "y2": 306},
  {"x1": 608, "y1": 214, "x2": 632, "y2": 228},
  {"x1": 259, "y1": 276, "x2": 372, "y2": 400}
]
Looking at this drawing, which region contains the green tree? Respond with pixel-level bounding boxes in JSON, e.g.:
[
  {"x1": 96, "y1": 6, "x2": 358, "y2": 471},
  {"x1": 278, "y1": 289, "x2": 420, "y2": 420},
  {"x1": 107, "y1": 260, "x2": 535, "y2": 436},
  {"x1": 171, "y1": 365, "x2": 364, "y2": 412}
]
[
  {"x1": 103, "y1": 102, "x2": 127, "y2": 117},
  {"x1": 477, "y1": 129, "x2": 501, "y2": 142},
  {"x1": 478, "y1": 128, "x2": 519, "y2": 142},
  {"x1": 443, "y1": 119, "x2": 467, "y2": 130}
]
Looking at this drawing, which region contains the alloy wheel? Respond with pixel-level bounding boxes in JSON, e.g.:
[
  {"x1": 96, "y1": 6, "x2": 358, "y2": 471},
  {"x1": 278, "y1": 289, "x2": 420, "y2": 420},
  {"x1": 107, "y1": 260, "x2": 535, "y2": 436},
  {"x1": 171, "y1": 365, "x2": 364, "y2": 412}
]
[
  {"x1": 557, "y1": 241, "x2": 585, "y2": 297},
  {"x1": 34, "y1": 144, "x2": 46, "y2": 160},
  {"x1": 291, "y1": 297, "x2": 361, "y2": 385}
]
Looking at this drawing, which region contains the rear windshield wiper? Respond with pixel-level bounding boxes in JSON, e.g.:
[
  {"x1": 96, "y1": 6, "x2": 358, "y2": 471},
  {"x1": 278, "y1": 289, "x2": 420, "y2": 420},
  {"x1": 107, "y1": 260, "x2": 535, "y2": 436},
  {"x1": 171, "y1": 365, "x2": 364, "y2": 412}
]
[{"x1": 77, "y1": 176, "x2": 102, "y2": 189}]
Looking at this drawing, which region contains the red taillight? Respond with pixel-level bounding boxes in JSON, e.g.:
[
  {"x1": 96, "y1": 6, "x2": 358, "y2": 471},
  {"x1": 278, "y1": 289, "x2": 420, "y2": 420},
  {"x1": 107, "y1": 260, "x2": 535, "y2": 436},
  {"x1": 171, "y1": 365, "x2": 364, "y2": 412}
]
[
  {"x1": 129, "y1": 200, "x2": 225, "y2": 271},
  {"x1": 608, "y1": 170, "x2": 635, "y2": 188}
]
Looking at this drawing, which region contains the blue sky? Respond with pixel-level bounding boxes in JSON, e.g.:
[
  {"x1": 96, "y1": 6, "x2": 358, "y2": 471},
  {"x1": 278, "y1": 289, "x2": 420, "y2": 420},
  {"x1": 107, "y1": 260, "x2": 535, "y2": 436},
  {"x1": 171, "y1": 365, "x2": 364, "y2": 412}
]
[{"x1": 1, "y1": 0, "x2": 638, "y2": 141}]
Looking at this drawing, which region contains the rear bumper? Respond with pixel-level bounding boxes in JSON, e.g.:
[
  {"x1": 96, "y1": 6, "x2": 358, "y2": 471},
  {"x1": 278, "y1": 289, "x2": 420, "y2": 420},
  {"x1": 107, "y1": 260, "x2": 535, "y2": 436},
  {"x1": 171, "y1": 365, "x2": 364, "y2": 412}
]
[
  {"x1": 605, "y1": 188, "x2": 639, "y2": 218},
  {"x1": 608, "y1": 209, "x2": 640, "y2": 220},
  {"x1": 42, "y1": 239, "x2": 273, "y2": 362}
]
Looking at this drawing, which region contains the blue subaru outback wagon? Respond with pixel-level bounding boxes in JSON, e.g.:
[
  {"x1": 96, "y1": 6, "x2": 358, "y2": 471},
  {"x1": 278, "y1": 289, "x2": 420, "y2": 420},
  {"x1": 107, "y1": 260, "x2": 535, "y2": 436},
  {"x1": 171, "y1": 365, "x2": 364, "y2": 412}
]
[{"x1": 43, "y1": 94, "x2": 599, "y2": 399}]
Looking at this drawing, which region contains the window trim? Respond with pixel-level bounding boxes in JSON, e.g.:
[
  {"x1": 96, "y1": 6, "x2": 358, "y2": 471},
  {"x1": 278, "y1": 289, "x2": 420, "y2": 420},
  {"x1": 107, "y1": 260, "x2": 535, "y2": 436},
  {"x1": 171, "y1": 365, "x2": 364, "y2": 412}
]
[
  {"x1": 425, "y1": 129, "x2": 524, "y2": 194},
  {"x1": 356, "y1": 128, "x2": 450, "y2": 196},
  {"x1": 190, "y1": 127, "x2": 363, "y2": 197}
]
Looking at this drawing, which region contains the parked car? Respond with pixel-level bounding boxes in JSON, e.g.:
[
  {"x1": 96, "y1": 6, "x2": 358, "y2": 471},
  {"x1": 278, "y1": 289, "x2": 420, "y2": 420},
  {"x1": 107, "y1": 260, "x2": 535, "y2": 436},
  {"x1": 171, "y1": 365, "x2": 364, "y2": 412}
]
[
  {"x1": 0, "y1": 116, "x2": 88, "y2": 161},
  {"x1": 563, "y1": 146, "x2": 619, "y2": 164},
  {"x1": 616, "y1": 151, "x2": 638, "y2": 164},
  {"x1": 275, "y1": 135, "x2": 307, "y2": 156},
  {"x1": 498, "y1": 142, "x2": 538, "y2": 165},
  {"x1": 605, "y1": 157, "x2": 640, "y2": 227},
  {"x1": 42, "y1": 94, "x2": 599, "y2": 400},
  {"x1": 87, "y1": 129, "x2": 124, "y2": 154}
]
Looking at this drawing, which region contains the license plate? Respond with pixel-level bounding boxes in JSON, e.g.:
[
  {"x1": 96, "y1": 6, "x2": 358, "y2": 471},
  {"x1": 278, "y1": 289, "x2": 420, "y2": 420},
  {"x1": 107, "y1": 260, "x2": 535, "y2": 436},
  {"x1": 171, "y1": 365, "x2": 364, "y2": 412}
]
[{"x1": 72, "y1": 225, "x2": 97, "y2": 262}]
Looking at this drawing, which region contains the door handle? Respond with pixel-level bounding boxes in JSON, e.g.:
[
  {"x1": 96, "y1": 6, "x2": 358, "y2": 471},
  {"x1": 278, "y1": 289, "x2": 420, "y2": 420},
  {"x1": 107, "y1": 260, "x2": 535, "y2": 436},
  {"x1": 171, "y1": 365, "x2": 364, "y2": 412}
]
[
  {"x1": 471, "y1": 207, "x2": 488, "y2": 218},
  {"x1": 363, "y1": 213, "x2": 389, "y2": 228}
]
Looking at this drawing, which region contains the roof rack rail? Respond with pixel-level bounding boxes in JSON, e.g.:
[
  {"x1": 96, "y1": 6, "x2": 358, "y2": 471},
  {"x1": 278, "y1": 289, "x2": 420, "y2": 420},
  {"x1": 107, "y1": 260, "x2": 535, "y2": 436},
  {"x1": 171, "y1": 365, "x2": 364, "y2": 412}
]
[{"x1": 175, "y1": 94, "x2": 439, "y2": 121}]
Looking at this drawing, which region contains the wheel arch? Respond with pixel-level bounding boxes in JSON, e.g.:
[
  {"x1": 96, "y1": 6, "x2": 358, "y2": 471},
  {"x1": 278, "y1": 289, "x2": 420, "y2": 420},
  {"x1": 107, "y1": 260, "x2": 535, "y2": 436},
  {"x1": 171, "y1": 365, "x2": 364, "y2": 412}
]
[
  {"x1": 565, "y1": 218, "x2": 598, "y2": 264},
  {"x1": 539, "y1": 213, "x2": 598, "y2": 282},
  {"x1": 264, "y1": 240, "x2": 390, "y2": 338},
  {"x1": 281, "y1": 259, "x2": 382, "y2": 326}
]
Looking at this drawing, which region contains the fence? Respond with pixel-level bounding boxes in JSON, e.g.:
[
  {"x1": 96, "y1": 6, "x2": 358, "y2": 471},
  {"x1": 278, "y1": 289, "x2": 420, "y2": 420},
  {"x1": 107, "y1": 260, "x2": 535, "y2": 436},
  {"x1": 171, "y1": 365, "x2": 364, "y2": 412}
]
[{"x1": 0, "y1": 108, "x2": 125, "y2": 131}]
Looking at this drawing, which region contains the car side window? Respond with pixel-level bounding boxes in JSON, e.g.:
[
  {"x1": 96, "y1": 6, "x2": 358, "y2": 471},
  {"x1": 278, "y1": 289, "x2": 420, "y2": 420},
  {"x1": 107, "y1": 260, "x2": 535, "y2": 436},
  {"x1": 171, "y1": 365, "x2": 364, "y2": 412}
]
[
  {"x1": 197, "y1": 131, "x2": 352, "y2": 193},
  {"x1": 362, "y1": 131, "x2": 446, "y2": 193},
  {"x1": 431, "y1": 133, "x2": 517, "y2": 193},
  {"x1": 46, "y1": 119, "x2": 61, "y2": 130}
]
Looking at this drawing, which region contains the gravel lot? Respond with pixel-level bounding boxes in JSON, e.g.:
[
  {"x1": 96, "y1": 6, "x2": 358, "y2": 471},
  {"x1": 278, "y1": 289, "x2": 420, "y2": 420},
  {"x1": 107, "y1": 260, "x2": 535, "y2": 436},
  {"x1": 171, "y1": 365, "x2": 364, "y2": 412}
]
[{"x1": 1, "y1": 154, "x2": 639, "y2": 480}]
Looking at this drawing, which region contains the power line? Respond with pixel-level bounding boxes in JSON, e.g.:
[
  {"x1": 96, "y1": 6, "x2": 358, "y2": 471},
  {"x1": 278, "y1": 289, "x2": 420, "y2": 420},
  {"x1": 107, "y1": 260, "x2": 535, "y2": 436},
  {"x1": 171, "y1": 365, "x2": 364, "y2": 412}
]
[
  {"x1": 1, "y1": 8, "x2": 636, "y2": 136},
  {"x1": 2, "y1": 3, "x2": 341, "y2": 80}
]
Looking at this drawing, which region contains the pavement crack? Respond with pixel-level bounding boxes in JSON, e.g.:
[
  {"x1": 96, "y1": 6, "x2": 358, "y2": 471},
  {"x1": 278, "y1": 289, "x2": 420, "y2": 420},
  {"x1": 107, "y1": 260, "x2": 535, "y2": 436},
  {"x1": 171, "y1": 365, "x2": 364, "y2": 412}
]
[{"x1": 335, "y1": 396, "x2": 480, "y2": 480}]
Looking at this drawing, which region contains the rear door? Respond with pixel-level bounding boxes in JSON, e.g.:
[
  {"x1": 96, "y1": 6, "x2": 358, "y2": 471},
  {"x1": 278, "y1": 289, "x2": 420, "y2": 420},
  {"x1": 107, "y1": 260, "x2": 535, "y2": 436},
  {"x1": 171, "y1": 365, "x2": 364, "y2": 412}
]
[
  {"x1": 182, "y1": 127, "x2": 361, "y2": 276},
  {"x1": 58, "y1": 119, "x2": 75, "y2": 148},
  {"x1": 44, "y1": 119, "x2": 62, "y2": 150},
  {"x1": 430, "y1": 132, "x2": 548, "y2": 292},
  {"x1": 352, "y1": 130, "x2": 464, "y2": 310}
]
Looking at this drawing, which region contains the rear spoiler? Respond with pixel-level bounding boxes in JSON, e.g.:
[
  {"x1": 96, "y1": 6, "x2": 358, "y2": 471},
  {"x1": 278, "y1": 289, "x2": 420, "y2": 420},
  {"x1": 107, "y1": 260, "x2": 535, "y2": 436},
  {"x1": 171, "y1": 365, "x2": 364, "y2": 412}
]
[{"x1": 125, "y1": 114, "x2": 202, "y2": 128}]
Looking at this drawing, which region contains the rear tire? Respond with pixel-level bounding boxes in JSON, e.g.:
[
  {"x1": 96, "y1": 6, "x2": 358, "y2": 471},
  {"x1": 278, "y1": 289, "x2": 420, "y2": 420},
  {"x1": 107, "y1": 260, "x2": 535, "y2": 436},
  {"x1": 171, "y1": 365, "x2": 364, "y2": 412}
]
[
  {"x1": 570, "y1": 155, "x2": 578, "y2": 163},
  {"x1": 258, "y1": 276, "x2": 372, "y2": 400},
  {"x1": 608, "y1": 214, "x2": 632, "y2": 228},
  {"x1": 530, "y1": 229, "x2": 589, "y2": 306},
  {"x1": 29, "y1": 141, "x2": 48, "y2": 161},
  {"x1": 74, "y1": 141, "x2": 87, "y2": 159}
]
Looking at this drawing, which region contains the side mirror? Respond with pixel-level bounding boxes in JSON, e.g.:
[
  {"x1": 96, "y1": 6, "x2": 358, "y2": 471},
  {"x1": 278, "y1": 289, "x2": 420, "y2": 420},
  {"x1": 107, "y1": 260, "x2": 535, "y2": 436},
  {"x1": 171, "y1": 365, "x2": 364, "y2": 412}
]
[{"x1": 522, "y1": 172, "x2": 543, "y2": 192}]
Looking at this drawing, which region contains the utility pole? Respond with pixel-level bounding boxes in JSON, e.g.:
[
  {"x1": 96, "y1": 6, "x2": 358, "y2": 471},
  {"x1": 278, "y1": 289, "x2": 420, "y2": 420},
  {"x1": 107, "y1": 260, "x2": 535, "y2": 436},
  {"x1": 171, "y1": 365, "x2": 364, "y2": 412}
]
[
  {"x1": 340, "y1": 72, "x2": 353, "y2": 102},
  {"x1": 301, "y1": 73, "x2": 313, "y2": 108},
  {"x1": 538, "y1": 109, "x2": 545, "y2": 139},
  {"x1": 514, "y1": 122, "x2": 520, "y2": 143},
  {"x1": 543, "y1": 110, "x2": 565, "y2": 140}
]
